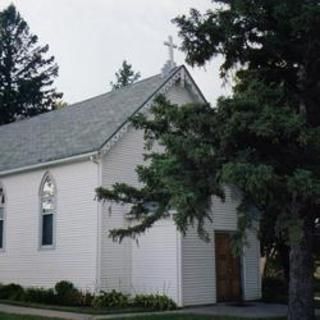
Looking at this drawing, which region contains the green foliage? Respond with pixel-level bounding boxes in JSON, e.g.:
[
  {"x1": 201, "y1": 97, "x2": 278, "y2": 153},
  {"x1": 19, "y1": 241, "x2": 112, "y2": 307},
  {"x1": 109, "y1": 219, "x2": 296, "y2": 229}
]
[
  {"x1": 92, "y1": 290, "x2": 130, "y2": 308},
  {"x1": 24, "y1": 288, "x2": 55, "y2": 304},
  {"x1": 110, "y1": 60, "x2": 141, "y2": 90},
  {"x1": 262, "y1": 277, "x2": 288, "y2": 303},
  {"x1": 0, "y1": 5, "x2": 62, "y2": 125},
  {"x1": 54, "y1": 281, "x2": 82, "y2": 306},
  {"x1": 0, "y1": 282, "x2": 175, "y2": 312},
  {"x1": 54, "y1": 281, "x2": 75, "y2": 297},
  {"x1": 0, "y1": 284, "x2": 25, "y2": 300},
  {"x1": 0, "y1": 281, "x2": 89, "y2": 307},
  {"x1": 81, "y1": 291, "x2": 94, "y2": 307},
  {"x1": 133, "y1": 294, "x2": 177, "y2": 311},
  {"x1": 95, "y1": 2, "x2": 320, "y2": 316},
  {"x1": 91, "y1": 290, "x2": 176, "y2": 311},
  {"x1": 96, "y1": 1, "x2": 320, "y2": 252}
]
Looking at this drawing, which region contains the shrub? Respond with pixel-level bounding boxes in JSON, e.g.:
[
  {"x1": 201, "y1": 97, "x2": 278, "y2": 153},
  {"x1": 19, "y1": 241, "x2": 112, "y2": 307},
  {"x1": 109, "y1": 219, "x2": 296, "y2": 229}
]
[
  {"x1": 262, "y1": 276, "x2": 288, "y2": 303},
  {"x1": 54, "y1": 281, "x2": 75, "y2": 297},
  {"x1": 81, "y1": 291, "x2": 94, "y2": 307},
  {"x1": 133, "y1": 293, "x2": 177, "y2": 311},
  {"x1": 24, "y1": 287, "x2": 56, "y2": 304},
  {"x1": 54, "y1": 281, "x2": 82, "y2": 306},
  {"x1": 0, "y1": 283, "x2": 25, "y2": 300},
  {"x1": 92, "y1": 290, "x2": 130, "y2": 308}
]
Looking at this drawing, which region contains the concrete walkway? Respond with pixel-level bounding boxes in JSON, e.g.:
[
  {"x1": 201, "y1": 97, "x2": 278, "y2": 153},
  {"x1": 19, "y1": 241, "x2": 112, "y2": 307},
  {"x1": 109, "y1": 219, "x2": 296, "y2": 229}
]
[
  {"x1": 0, "y1": 302, "x2": 319, "y2": 319},
  {"x1": 0, "y1": 303, "x2": 92, "y2": 319},
  {"x1": 185, "y1": 302, "x2": 288, "y2": 318},
  {"x1": 0, "y1": 304, "x2": 177, "y2": 320},
  {"x1": 185, "y1": 302, "x2": 320, "y2": 319}
]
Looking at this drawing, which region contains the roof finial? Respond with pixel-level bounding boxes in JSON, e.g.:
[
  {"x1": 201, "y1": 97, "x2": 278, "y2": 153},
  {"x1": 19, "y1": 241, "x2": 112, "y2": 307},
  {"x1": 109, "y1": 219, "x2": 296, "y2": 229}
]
[{"x1": 161, "y1": 36, "x2": 178, "y2": 77}]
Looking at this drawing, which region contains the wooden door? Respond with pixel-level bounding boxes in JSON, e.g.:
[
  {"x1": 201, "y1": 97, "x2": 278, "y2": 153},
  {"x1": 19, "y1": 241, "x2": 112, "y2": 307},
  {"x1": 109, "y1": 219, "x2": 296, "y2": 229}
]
[{"x1": 215, "y1": 232, "x2": 241, "y2": 302}]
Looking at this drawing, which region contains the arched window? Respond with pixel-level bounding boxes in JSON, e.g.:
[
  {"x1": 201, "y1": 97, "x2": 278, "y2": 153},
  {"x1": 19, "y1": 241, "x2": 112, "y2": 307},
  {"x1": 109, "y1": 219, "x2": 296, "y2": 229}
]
[
  {"x1": 0, "y1": 183, "x2": 5, "y2": 250},
  {"x1": 40, "y1": 173, "x2": 56, "y2": 248}
]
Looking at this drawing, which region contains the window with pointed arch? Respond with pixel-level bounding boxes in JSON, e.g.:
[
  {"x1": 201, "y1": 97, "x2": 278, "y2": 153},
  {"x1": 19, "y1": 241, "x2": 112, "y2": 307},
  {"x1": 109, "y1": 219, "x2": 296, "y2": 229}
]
[
  {"x1": 40, "y1": 173, "x2": 56, "y2": 248},
  {"x1": 0, "y1": 183, "x2": 5, "y2": 249}
]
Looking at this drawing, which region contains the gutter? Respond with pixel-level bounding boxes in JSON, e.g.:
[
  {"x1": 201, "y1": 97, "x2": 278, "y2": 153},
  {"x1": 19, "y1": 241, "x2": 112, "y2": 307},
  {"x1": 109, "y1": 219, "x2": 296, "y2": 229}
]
[{"x1": 0, "y1": 150, "x2": 99, "y2": 177}]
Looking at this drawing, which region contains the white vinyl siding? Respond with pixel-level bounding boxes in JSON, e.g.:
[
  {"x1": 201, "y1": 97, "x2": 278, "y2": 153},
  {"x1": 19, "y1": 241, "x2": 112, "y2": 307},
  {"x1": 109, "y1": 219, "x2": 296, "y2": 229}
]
[
  {"x1": 99, "y1": 83, "x2": 202, "y2": 300},
  {"x1": 181, "y1": 226, "x2": 216, "y2": 306},
  {"x1": 99, "y1": 127, "x2": 143, "y2": 293},
  {"x1": 0, "y1": 161, "x2": 98, "y2": 291},
  {"x1": 242, "y1": 229, "x2": 262, "y2": 300},
  {"x1": 181, "y1": 188, "x2": 261, "y2": 306},
  {"x1": 211, "y1": 187, "x2": 240, "y2": 231},
  {"x1": 131, "y1": 220, "x2": 179, "y2": 302}
]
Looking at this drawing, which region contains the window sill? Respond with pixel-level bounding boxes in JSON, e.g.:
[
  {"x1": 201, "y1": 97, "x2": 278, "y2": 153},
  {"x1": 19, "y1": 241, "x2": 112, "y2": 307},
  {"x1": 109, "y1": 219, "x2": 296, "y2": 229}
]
[{"x1": 39, "y1": 245, "x2": 55, "y2": 251}]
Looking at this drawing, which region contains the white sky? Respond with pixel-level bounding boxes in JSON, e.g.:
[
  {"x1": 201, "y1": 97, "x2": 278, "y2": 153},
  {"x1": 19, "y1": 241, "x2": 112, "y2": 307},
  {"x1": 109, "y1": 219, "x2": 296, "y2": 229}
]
[{"x1": 0, "y1": 0, "x2": 231, "y2": 105}]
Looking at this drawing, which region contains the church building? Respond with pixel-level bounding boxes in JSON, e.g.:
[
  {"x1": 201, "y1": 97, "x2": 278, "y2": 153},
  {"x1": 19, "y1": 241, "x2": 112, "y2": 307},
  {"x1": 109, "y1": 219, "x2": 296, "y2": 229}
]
[{"x1": 0, "y1": 42, "x2": 261, "y2": 306}]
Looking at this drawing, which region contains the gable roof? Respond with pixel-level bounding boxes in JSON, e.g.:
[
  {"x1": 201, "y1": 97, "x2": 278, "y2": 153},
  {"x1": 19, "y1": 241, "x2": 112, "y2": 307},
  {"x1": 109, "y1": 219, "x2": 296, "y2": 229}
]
[{"x1": 0, "y1": 66, "x2": 205, "y2": 176}]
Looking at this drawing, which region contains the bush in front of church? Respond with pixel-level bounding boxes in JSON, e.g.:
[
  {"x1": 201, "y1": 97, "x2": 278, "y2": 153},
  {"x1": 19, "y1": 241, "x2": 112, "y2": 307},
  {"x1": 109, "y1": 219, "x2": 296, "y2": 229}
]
[
  {"x1": 54, "y1": 280, "x2": 83, "y2": 306},
  {"x1": 92, "y1": 289, "x2": 130, "y2": 308},
  {"x1": 0, "y1": 283, "x2": 25, "y2": 301},
  {"x1": 0, "y1": 281, "x2": 177, "y2": 311},
  {"x1": 92, "y1": 290, "x2": 177, "y2": 311},
  {"x1": 133, "y1": 293, "x2": 177, "y2": 311},
  {"x1": 24, "y1": 287, "x2": 56, "y2": 304}
]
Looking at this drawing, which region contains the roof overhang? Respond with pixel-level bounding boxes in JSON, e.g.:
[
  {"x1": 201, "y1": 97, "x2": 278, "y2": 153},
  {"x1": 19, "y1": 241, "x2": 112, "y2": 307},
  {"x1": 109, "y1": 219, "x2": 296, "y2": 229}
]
[
  {"x1": 0, "y1": 65, "x2": 207, "y2": 177},
  {"x1": 0, "y1": 151, "x2": 99, "y2": 178}
]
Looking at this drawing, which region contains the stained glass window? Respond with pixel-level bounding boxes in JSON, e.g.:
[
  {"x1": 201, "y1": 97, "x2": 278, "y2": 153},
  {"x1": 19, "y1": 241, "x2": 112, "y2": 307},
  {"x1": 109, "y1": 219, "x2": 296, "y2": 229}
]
[
  {"x1": 0, "y1": 184, "x2": 5, "y2": 249},
  {"x1": 40, "y1": 174, "x2": 56, "y2": 247}
]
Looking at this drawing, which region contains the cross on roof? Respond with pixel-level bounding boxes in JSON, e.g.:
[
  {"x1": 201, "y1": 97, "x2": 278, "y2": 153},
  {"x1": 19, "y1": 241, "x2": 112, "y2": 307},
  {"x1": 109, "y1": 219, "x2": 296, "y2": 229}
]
[{"x1": 164, "y1": 36, "x2": 178, "y2": 65}]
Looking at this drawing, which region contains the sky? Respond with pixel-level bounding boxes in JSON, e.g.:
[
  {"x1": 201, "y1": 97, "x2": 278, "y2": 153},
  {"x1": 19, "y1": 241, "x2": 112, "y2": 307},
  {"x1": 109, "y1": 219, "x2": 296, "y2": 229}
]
[{"x1": 0, "y1": 0, "x2": 231, "y2": 106}]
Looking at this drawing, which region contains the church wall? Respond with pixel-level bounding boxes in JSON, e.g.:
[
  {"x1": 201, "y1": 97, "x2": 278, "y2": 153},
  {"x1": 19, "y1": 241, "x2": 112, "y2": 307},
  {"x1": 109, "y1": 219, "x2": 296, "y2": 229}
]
[
  {"x1": 242, "y1": 228, "x2": 262, "y2": 300},
  {"x1": 181, "y1": 226, "x2": 217, "y2": 306},
  {"x1": 100, "y1": 126, "x2": 143, "y2": 293},
  {"x1": 0, "y1": 160, "x2": 99, "y2": 291},
  {"x1": 131, "y1": 219, "x2": 180, "y2": 303},
  {"x1": 181, "y1": 187, "x2": 261, "y2": 306},
  {"x1": 99, "y1": 82, "x2": 201, "y2": 302}
]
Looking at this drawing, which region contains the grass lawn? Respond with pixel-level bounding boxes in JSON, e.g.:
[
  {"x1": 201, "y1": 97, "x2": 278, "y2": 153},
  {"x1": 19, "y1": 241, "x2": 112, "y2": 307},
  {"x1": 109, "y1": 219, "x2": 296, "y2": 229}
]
[
  {"x1": 0, "y1": 315, "x2": 285, "y2": 320},
  {"x1": 105, "y1": 316, "x2": 320, "y2": 320},
  {"x1": 105, "y1": 315, "x2": 286, "y2": 320},
  {"x1": 0, "y1": 300, "x2": 148, "y2": 315},
  {"x1": 0, "y1": 313, "x2": 62, "y2": 320}
]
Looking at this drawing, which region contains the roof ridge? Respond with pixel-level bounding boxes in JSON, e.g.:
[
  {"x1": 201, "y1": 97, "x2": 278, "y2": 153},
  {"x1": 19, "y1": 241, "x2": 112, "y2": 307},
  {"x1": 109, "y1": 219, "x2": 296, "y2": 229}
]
[
  {"x1": 97, "y1": 65, "x2": 183, "y2": 150},
  {"x1": 68, "y1": 72, "x2": 162, "y2": 108}
]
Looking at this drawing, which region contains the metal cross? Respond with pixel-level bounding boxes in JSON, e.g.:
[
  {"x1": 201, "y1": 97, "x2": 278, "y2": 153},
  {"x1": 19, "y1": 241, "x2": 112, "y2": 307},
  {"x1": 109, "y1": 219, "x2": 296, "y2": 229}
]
[{"x1": 164, "y1": 36, "x2": 178, "y2": 65}]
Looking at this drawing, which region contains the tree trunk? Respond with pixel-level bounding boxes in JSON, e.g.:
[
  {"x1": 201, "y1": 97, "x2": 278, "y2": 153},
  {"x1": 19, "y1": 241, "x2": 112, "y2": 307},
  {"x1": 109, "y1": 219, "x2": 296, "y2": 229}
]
[{"x1": 288, "y1": 218, "x2": 315, "y2": 320}]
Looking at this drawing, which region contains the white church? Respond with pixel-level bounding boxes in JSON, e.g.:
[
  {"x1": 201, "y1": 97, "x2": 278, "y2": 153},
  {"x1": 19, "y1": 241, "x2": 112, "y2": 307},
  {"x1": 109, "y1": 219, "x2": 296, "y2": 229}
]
[{"x1": 0, "y1": 40, "x2": 261, "y2": 306}]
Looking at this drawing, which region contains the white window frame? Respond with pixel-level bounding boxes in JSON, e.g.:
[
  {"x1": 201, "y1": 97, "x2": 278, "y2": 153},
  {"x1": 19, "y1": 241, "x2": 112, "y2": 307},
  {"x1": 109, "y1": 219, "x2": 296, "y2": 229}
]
[
  {"x1": 39, "y1": 172, "x2": 57, "y2": 250},
  {"x1": 0, "y1": 182, "x2": 6, "y2": 252}
]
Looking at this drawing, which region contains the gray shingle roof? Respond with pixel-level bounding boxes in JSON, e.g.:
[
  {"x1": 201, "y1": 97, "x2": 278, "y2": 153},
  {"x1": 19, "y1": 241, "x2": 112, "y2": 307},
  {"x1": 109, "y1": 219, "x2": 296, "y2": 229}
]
[{"x1": 0, "y1": 68, "x2": 179, "y2": 174}]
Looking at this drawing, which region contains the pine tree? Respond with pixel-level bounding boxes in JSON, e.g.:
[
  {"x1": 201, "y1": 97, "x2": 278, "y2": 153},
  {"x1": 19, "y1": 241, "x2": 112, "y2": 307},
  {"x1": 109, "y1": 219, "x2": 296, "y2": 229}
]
[
  {"x1": 110, "y1": 60, "x2": 141, "y2": 90},
  {"x1": 97, "y1": 1, "x2": 320, "y2": 319},
  {"x1": 173, "y1": 2, "x2": 320, "y2": 318},
  {"x1": 0, "y1": 5, "x2": 62, "y2": 125}
]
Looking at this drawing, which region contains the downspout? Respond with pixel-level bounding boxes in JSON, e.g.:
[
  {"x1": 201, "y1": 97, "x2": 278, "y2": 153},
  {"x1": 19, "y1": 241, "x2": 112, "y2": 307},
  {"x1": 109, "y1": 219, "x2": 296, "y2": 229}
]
[
  {"x1": 176, "y1": 230, "x2": 183, "y2": 307},
  {"x1": 90, "y1": 153, "x2": 102, "y2": 292}
]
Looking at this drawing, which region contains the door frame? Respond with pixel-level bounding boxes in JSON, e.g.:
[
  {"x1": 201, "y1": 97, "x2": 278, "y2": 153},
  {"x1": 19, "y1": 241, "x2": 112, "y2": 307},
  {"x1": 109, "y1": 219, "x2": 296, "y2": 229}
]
[{"x1": 214, "y1": 231, "x2": 243, "y2": 302}]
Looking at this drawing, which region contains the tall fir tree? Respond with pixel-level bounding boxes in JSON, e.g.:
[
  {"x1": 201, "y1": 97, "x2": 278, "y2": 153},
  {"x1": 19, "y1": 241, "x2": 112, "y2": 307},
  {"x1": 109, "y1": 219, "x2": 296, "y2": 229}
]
[
  {"x1": 97, "y1": 1, "x2": 320, "y2": 319},
  {"x1": 0, "y1": 5, "x2": 62, "y2": 126},
  {"x1": 173, "y1": 2, "x2": 320, "y2": 319},
  {"x1": 110, "y1": 60, "x2": 141, "y2": 90}
]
